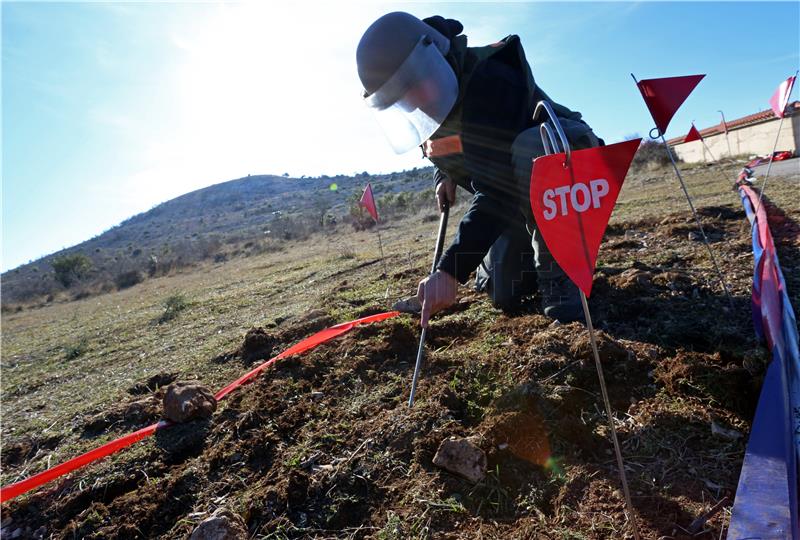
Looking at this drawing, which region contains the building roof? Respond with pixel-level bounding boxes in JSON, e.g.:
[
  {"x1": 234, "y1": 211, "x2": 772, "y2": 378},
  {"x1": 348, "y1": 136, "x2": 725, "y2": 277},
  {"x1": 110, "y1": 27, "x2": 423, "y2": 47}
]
[{"x1": 668, "y1": 100, "x2": 800, "y2": 145}]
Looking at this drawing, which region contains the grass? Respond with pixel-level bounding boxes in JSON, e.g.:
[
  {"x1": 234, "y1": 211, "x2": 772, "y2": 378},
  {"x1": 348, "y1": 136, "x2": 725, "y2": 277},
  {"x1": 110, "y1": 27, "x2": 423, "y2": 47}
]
[
  {"x1": 0, "y1": 204, "x2": 459, "y2": 485},
  {"x1": 0, "y1": 158, "x2": 797, "y2": 537}
]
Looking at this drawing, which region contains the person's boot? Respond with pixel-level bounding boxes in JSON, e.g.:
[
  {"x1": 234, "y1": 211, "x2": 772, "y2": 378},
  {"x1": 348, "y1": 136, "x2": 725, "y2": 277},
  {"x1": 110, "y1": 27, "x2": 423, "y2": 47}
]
[
  {"x1": 531, "y1": 227, "x2": 582, "y2": 323},
  {"x1": 538, "y1": 273, "x2": 582, "y2": 323}
]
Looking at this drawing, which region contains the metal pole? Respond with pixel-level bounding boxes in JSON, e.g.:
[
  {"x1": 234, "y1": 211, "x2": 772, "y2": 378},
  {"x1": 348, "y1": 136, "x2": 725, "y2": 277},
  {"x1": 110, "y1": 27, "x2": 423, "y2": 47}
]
[
  {"x1": 701, "y1": 137, "x2": 717, "y2": 163},
  {"x1": 580, "y1": 291, "x2": 641, "y2": 540},
  {"x1": 755, "y1": 69, "x2": 800, "y2": 221},
  {"x1": 659, "y1": 134, "x2": 734, "y2": 308},
  {"x1": 718, "y1": 110, "x2": 733, "y2": 158},
  {"x1": 408, "y1": 202, "x2": 449, "y2": 407},
  {"x1": 752, "y1": 114, "x2": 787, "y2": 223},
  {"x1": 375, "y1": 220, "x2": 390, "y2": 298},
  {"x1": 535, "y1": 99, "x2": 640, "y2": 537}
]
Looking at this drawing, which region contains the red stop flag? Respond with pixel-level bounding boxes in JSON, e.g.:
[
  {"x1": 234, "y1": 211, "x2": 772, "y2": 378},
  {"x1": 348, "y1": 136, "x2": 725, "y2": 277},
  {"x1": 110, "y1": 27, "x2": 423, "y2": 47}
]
[
  {"x1": 636, "y1": 75, "x2": 705, "y2": 134},
  {"x1": 769, "y1": 75, "x2": 796, "y2": 118},
  {"x1": 360, "y1": 183, "x2": 379, "y2": 222},
  {"x1": 684, "y1": 124, "x2": 703, "y2": 143},
  {"x1": 530, "y1": 139, "x2": 641, "y2": 297}
]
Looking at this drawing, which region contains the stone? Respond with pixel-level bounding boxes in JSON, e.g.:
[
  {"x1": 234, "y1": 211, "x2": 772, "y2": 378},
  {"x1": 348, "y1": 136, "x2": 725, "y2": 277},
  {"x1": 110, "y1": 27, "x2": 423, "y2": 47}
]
[
  {"x1": 432, "y1": 437, "x2": 487, "y2": 483},
  {"x1": 163, "y1": 381, "x2": 217, "y2": 423},
  {"x1": 392, "y1": 296, "x2": 421, "y2": 315},
  {"x1": 189, "y1": 508, "x2": 248, "y2": 540},
  {"x1": 711, "y1": 421, "x2": 742, "y2": 441}
]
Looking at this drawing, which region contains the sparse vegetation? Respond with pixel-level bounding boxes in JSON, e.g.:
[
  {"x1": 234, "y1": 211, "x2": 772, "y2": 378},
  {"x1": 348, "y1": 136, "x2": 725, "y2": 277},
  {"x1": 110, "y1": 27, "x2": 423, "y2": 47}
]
[
  {"x1": 63, "y1": 335, "x2": 89, "y2": 360},
  {"x1": 51, "y1": 253, "x2": 92, "y2": 288},
  {"x1": 631, "y1": 138, "x2": 676, "y2": 171},
  {"x1": 114, "y1": 270, "x2": 144, "y2": 290},
  {"x1": 2, "y1": 169, "x2": 434, "y2": 305},
  {"x1": 158, "y1": 293, "x2": 189, "y2": 323}
]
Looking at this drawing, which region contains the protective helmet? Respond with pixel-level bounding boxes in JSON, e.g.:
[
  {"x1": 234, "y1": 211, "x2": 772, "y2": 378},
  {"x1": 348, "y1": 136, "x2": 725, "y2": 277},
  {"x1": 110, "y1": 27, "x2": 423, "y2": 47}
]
[{"x1": 357, "y1": 12, "x2": 458, "y2": 154}]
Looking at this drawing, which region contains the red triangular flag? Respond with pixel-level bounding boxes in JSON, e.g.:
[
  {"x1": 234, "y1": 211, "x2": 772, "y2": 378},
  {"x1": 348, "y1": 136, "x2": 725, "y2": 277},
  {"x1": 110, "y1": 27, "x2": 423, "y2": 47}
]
[
  {"x1": 359, "y1": 183, "x2": 379, "y2": 222},
  {"x1": 636, "y1": 75, "x2": 705, "y2": 134},
  {"x1": 769, "y1": 75, "x2": 796, "y2": 118},
  {"x1": 530, "y1": 139, "x2": 641, "y2": 297},
  {"x1": 684, "y1": 124, "x2": 702, "y2": 143}
]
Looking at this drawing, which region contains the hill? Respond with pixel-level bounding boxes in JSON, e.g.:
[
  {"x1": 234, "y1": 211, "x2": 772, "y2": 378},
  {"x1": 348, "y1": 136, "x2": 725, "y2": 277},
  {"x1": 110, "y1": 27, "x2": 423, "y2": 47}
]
[{"x1": 1, "y1": 168, "x2": 434, "y2": 305}]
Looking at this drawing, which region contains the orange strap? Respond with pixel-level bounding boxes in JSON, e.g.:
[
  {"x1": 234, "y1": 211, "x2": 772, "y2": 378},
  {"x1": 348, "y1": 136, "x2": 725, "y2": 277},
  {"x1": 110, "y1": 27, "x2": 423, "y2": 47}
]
[{"x1": 423, "y1": 135, "x2": 463, "y2": 158}]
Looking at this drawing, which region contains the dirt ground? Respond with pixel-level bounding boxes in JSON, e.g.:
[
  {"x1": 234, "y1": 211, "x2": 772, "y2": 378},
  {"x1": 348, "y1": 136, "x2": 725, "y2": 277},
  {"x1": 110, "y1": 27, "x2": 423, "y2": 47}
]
[{"x1": 2, "y1": 162, "x2": 799, "y2": 539}]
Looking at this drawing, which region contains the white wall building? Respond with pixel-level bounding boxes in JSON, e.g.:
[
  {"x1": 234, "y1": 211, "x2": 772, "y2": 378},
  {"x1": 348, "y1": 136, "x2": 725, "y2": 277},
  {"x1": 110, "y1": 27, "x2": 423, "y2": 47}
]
[{"x1": 669, "y1": 101, "x2": 799, "y2": 163}]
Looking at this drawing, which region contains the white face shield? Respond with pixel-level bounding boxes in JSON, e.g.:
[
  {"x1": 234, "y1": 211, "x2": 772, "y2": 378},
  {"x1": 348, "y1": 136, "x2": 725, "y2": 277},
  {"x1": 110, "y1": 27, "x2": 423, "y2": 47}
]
[{"x1": 363, "y1": 36, "x2": 458, "y2": 154}]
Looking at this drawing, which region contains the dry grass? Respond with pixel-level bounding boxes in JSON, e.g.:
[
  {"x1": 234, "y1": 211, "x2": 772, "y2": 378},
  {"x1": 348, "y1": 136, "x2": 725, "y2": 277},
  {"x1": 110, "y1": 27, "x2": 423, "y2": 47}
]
[{"x1": 1, "y1": 157, "x2": 797, "y2": 538}]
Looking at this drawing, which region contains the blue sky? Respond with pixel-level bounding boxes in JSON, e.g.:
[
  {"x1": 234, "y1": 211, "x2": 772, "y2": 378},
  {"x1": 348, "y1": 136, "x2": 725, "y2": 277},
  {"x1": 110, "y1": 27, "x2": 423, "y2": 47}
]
[{"x1": 2, "y1": 1, "x2": 798, "y2": 271}]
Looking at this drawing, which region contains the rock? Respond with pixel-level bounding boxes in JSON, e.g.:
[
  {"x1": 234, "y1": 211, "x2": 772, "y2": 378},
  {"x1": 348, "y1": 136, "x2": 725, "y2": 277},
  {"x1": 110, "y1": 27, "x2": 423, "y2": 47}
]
[
  {"x1": 189, "y1": 508, "x2": 248, "y2": 540},
  {"x1": 302, "y1": 308, "x2": 328, "y2": 322},
  {"x1": 711, "y1": 421, "x2": 742, "y2": 441},
  {"x1": 432, "y1": 437, "x2": 486, "y2": 483},
  {"x1": 163, "y1": 381, "x2": 217, "y2": 423},
  {"x1": 392, "y1": 296, "x2": 421, "y2": 315},
  {"x1": 11, "y1": 528, "x2": 22, "y2": 539}
]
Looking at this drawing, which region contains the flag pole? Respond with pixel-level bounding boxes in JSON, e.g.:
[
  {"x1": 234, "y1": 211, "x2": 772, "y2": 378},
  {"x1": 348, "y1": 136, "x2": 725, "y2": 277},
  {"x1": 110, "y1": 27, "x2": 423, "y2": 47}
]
[
  {"x1": 717, "y1": 110, "x2": 733, "y2": 159},
  {"x1": 375, "y1": 218, "x2": 389, "y2": 297},
  {"x1": 752, "y1": 114, "x2": 788, "y2": 221},
  {"x1": 753, "y1": 70, "x2": 800, "y2": 221},
  {"x1": 580, "y1": 291, "x2": 641, "y2": 540},
  {"x1": 630, "y1": 73, "x2": 733, "y2": 308},
  {"x1": 701, "y1": 138, "x2": 717, "y2": 163},
  {"x1": 691, "y1": 122, "x2": 712, "y2": 165},
  {"x1": 753, "y1": 70, "x2": 798, "y2": 229},
  {"x1": 659, "y1": 133, "x2": 734, "y2": 308},
  {"x1": 535, "y1": 101, "x2": 640, "y2": 538}
]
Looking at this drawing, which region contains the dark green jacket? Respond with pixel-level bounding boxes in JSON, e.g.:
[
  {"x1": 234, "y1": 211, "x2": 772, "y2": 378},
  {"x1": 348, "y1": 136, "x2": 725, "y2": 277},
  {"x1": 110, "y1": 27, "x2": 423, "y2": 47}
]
[{"x1": 427, "y1": 33, "x2": 591, "y2": 283}]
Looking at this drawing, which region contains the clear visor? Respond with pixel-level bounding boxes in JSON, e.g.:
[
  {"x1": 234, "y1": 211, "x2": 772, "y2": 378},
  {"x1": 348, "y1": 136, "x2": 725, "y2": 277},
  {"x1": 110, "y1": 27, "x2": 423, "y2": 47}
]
[{"x1": 364, "y1": 37, "x2": 458, "y2": 154}]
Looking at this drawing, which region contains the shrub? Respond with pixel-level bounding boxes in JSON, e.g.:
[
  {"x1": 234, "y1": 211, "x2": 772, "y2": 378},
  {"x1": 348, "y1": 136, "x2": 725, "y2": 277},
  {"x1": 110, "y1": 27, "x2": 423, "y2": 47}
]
[
  {"x1": 115, "y1": 270, "x2": 144, "y2": 289},
  {"x1": 64, "y1": 336, "x2": 89, "y2": 360},
  {"x1": 158, "y1": 293, "x2": 189, "y2": 323},
  {"x1": 631, "y1": 139, "x2": 675, "y2": 170},
  {"x1": 51, "y1": 253, "x2": 92, "y2": 288}
]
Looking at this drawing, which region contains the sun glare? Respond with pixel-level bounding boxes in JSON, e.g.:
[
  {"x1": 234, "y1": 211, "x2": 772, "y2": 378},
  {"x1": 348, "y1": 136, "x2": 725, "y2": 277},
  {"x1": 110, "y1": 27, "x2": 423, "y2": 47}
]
[{"x1": 161, "y1": 2, "x2": 412, "y2": 187}]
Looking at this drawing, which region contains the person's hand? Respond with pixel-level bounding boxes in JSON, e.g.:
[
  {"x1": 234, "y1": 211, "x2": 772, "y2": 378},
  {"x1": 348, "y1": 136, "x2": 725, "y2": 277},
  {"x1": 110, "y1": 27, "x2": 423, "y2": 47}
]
[
  {"x1": 435, "y1": 176, "x2": 456, "y2": 211},
  {"x1": 417, "y1": 270, "x2": 458, "y2": 328}
]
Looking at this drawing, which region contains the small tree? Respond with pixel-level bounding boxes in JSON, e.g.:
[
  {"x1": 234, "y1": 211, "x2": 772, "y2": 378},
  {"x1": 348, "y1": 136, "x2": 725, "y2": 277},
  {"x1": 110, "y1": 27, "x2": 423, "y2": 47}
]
[{"x1": 51, "y1": 253, "x2": 92, "y2": 288}]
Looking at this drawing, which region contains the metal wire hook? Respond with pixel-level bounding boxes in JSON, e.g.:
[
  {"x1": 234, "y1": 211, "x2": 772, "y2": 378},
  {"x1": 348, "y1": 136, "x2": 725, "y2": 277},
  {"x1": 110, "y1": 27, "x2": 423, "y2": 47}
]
[
  {"x1": 533, "y1": 101, "x2": 571, "y2": 167},
  {"x1": 539, "y1": 122, "x2": 559, "y2": 156}
]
